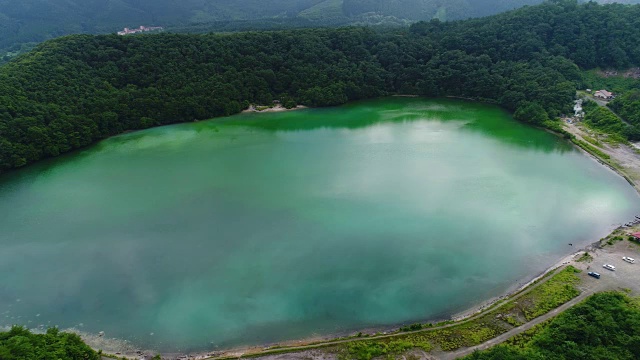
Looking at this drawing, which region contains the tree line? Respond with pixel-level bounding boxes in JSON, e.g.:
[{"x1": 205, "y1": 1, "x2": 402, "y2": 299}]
[
  {"x1": 0, "y1": 326, "x2": 98, "y2": 360},
  {"x1": 1, "y1": 0, "x2": 640, "y2": 173},
  {"x1": 0, "y1": 0, "x2": 559, "y2": 57},
  {"x1": 610, "y1": 90, "x2": 640, "y2": 130}
]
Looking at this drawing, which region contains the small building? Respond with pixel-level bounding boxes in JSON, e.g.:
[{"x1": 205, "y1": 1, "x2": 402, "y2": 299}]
[
  {"x1": 117, "y1": 25, "x2": 163, "y2": 36},
  {"x1": 594, "y1": 89, "x2": 614, "y2": 100},
  {"x1": 630, "y1": 232, "x2": 640, "y2": 241},
  {"x1": 586, "y1": 89, "x2": 592, "y2": 93}
]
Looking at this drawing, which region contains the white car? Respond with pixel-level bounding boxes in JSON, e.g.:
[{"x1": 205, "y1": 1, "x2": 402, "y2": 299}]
[
  {"x1": 603, "y1": 264, "x2": 616, "y2": 271},
  {"x1": 623, "y1": 257, "x2": 635, "y2": 264}
]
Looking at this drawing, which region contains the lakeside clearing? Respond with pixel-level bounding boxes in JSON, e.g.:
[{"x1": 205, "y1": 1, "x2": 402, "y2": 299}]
[
  {"x1": 242, "y1": 104, "x2": 307, "y2": 113},
  {"x1": 564, "y1": 120, "x2": 640, "y2": 194}
]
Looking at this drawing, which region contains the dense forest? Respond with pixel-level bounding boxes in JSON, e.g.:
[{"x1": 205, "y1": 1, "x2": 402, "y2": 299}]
[
  {"x1": 464, "y1": 292, "x2": 640, "y2": 360},
  {"x1": 610, "y1": 90, "x2": 640, "y2": 128},
  {"x1": 1, "y1": 0, "x2": 640, "y2": 172},
  {"x1": 5, "y1": 0, "x2": 640, "y2": 58},
  {"x1": 0, "y1": 0, "x2": 310, "y2": 56},
  {"x1": 0, "y1": 326, "x2": 99, "y2": 360},
  {"x1": 341, "y1": 0, "x2": 542, "y2": 20},
  {"x1": 0, "y1": 0, "x2": 535, "y2": 55}
]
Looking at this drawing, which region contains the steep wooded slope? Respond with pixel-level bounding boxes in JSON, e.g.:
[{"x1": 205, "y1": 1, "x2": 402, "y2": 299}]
[{"x1": 1, "y1": 0, "x2": 639, "y2": 172}]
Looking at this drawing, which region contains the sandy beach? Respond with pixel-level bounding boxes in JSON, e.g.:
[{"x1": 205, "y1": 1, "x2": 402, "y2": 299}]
[{"x1": 242, "y1": 104, "x2": 307, "y2": 113}]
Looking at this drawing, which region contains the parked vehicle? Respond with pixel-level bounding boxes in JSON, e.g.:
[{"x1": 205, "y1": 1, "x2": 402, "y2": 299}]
[
  {"x1": 588, "y1": 272, "x2": 601, "y2": 279},
  {"x1": 603, "y1": 264, "x2": 616, "y2": 271},
  {"x1": 623, "y1": 257, "x2": 635, "y2": 264}
]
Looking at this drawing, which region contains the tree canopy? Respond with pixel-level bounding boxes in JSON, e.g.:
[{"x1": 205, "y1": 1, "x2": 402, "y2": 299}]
[
  {"x1": 464, "y1": 292, "x2": 640, "y2": 360},
  {"x1": 0, "y1": 326, "x2": 99, "y2": 360},
  {"x1": 0, "y1": 0, "x2": 639, "y2": 173},
  {"x1": 5, "y1": 0, "x2": 640, "y2": 59}
]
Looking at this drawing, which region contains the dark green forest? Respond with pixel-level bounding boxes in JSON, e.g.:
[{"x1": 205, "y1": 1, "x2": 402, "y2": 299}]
[
  {"x1": 341, "y1": 0, "x2": 542, "y2": 20},
  {"x1": 1, "y1": 0, "x2": 640, "y2": 172},
  {"x1": 610, "y1": 90, "x2": 640, "y2": 128},
  {"x1": 0, "y1": 0, "x2": 325, "y2": 48},
  {"x1": 6, "y1": 0, "x2": 640, "y2": 59},
  {"x1": 0, "y1": 326, "x2": 99, "y2": 360},
  {"x1": 464, "y1": 292, "x2": 640, "y2": 360}
]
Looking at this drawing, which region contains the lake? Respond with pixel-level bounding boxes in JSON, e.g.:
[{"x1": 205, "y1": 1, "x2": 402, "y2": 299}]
[{"x1": 0, "y1": 98, "x2": 638, "y2": 352}]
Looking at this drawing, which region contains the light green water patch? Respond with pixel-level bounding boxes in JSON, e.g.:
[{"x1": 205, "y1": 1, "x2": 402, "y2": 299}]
[{"x1": 0, "y1": 98, "x2": 638, "y2": 352}]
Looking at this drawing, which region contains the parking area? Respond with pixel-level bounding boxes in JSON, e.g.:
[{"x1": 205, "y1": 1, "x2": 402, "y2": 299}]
[{"x1": 571, "y1": 239, "x2": 640, "y2": 295}]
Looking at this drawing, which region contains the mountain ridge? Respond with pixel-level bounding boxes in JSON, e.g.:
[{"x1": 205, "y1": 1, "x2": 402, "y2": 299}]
[{"x1": 5, "y1": 0, "x2": 637, "y2": 57}]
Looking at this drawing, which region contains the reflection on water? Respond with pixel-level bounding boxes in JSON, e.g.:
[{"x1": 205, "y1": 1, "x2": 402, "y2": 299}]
[{"x1": 0, "y1": 98, "x2": 638, "y2": 352}]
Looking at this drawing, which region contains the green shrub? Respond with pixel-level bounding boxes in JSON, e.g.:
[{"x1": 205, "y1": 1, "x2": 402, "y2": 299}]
[
  {"x1": 463, "y1": 292, "x2": 640, "y2": 360},
  {"x1": 521, "y1": 266, "x2": 581, "y2": 321},
  {"x1": 400, "y1": 323, "x2": 423, "y2": 332},
  {"x1": 0, "y1": 326, "x2": 99, "y2": 360}
]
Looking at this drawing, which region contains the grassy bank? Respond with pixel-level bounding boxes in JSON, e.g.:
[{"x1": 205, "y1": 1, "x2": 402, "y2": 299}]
[
  {"x1": 462, "y1": 291, "x2": 640, "y2": 360},
  {"x1": 330, "y1": 266, "x2": 581, "y2": 360},
  {"x1": 0, "y1": 326, "x2": 99, "y2": 360},
  {"x1": 337, "y1": 266, "x2": 580, "y2": 360},
  {"x1": 208, "y1": 266, "x2": 583, "y2": 360}
]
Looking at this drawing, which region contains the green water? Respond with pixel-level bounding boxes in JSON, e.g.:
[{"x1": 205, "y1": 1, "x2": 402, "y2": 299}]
[{"x1": 1, "y1": 98, "x2": 638, "y2": 352}]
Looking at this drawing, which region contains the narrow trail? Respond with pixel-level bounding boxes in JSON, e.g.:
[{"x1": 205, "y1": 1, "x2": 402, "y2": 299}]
[
  {"x1": 438, "y1": 241, "x2": 640, "y2": 360},
  {"x1": 439, "y1": 290, "x2": 594, "y2": 360}
]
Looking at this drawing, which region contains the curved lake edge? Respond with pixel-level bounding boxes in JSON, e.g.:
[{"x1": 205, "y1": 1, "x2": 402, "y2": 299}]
[
  {"x1": 0, "y1": 95, "x2": 499, "y2": 180},
  {"x1": 86, "y1": 239, "x2": 613, "y2": 360},
  {"x1": 5, "y1": 98, "x2": 640, "y2": 356},
  {"x1": 49, "y1": 97, "x2": 640, "y2": 359}
]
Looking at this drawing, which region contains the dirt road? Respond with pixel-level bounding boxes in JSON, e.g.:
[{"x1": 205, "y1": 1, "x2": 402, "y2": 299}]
[{"x1": 564, "y1": 121, "x2": 640, "y2": 190}]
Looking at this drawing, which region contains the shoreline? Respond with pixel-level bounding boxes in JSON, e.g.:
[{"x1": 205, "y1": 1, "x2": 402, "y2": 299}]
[
  {"x1": 0, "y1": 97, "x2": 632, "y2": 359},
  {"x1": 87, "y1": 103, "x2": 640, "y2": 360},
  {"x1": 563, "y1": 122, "x2": 640, "y2": 194},
  {"x1": 88, "y1": 233, "x2": 629, "y2": 360},
  {"x1": 242, "y1": 104, "x2": 307, "y2": 113}
]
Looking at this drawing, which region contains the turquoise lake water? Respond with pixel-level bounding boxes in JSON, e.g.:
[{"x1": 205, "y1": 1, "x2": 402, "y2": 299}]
[{"x1": 0, "y1": 98, "x2": 638, "y2": 352}]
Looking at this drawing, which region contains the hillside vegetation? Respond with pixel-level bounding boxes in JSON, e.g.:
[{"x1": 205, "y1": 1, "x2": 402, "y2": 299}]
[
  {"x1": 341, "y1": 0, "x2": 542, "y2": 20},
  {"x1": 0, "y1": 326, "x2": 99, "y2": 360},
  {"x1": 1, "y1": 0, "x2": 640, "y2": 172},
  {"x1": 610, "y1": 90, "x2": 640, "y2": 128},
  {"x1": 4, "y1": 0, "x2": 640, "y2": 59},
  {"x1": 464, "y1": 292, "x2": 640, "y2": 360},
  {"x1": 0, "y1": 0, "x2": 323, "y2": 55}
]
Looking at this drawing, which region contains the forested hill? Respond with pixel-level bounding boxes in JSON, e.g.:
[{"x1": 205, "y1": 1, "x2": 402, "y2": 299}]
[
  {"x1": 342, "y1": 0, "x2": 542, "y2": 20},
  {"x1": 0, "y1": 0, "x2": 322, "y2": 52},
  {"x1": 5, "y1": 0, "x2": 639, "y2": 58},
  {"x1": 1, "y1": 0, "x2": 640, "y2": 172}
]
